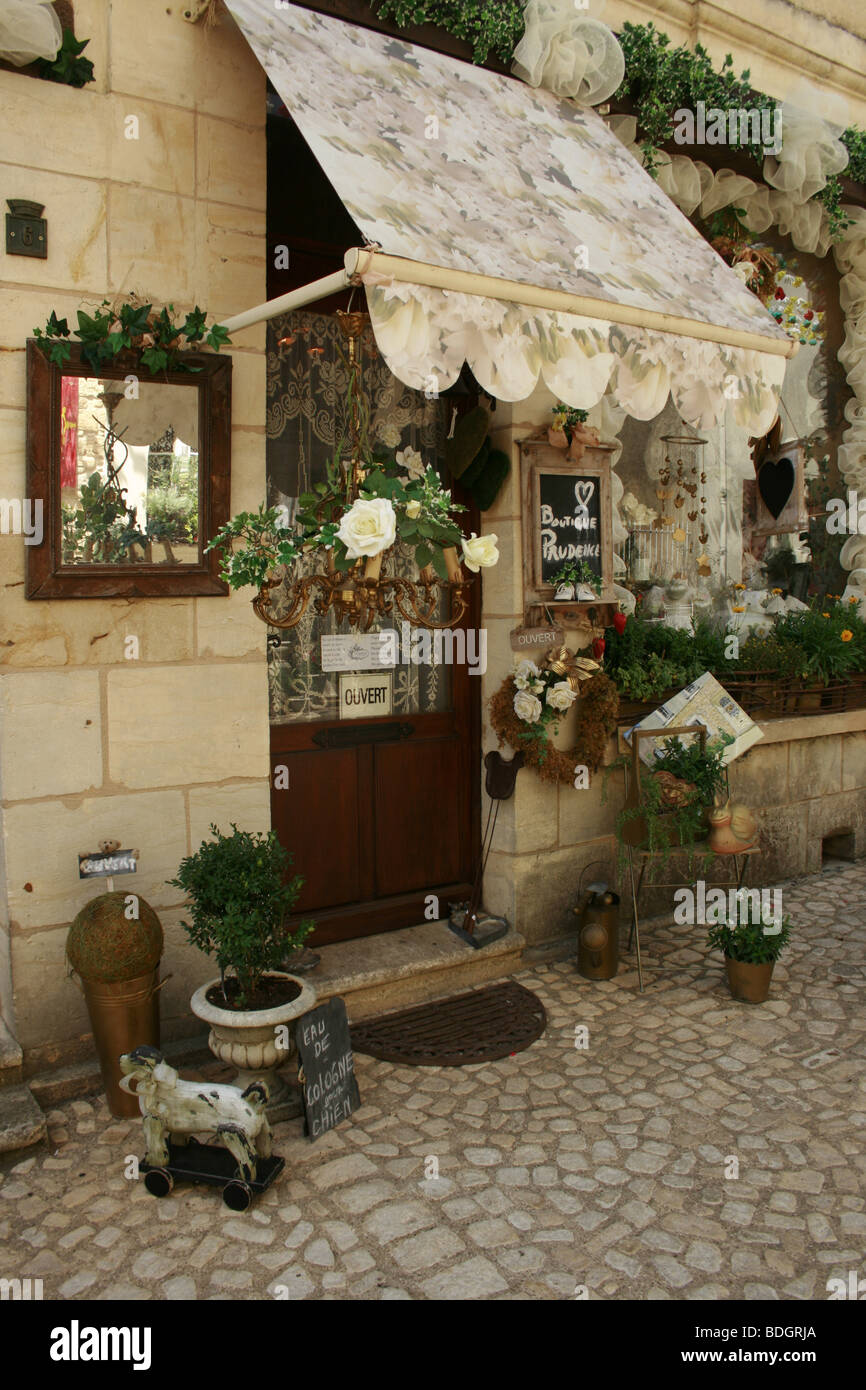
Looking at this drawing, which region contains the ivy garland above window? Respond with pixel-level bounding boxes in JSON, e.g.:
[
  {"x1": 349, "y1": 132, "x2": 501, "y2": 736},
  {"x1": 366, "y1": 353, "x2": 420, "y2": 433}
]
[
  {"x1": 613, "y1": 22, "x2": 861, "y2": 241},
  {"x1": 372, "y1": 0, "x2": 524, "y2": 64}
]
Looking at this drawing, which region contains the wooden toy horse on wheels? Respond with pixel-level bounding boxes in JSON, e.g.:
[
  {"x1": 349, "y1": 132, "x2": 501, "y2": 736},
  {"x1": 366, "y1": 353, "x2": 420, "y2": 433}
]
[{"x1": 119, "y1": 1044, "x2": 273, "y2": 1183}]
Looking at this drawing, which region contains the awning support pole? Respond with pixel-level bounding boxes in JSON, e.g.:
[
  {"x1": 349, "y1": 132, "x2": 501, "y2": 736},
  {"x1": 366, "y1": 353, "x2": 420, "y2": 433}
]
[
  {"x1": 218, "y1": 269, "x2": 351, "y2": 334},
  {"x1": 344, "y1": 249, "x2": 798, "y2": 359},
  {"x1": 218, "y1": 250, "x2": 797, "y2": 360}
]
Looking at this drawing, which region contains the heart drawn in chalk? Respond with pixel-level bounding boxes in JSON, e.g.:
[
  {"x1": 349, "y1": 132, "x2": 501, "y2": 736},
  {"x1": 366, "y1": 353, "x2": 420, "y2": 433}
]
[{"x1": 574, "y1": 480, "x2": 595, "y2": 512}]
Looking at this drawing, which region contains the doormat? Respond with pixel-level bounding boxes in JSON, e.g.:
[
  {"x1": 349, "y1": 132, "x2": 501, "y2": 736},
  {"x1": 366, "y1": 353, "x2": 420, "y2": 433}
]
[{"x1": 350, "y1": 981, "x2": 546, "y2": 1067}]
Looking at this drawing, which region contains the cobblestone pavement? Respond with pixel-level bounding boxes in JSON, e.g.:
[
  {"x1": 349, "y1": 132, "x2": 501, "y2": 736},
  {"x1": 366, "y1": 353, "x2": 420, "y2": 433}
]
[{"x1": 1, "y1": 859, "x2": 865, "y2": 1301}]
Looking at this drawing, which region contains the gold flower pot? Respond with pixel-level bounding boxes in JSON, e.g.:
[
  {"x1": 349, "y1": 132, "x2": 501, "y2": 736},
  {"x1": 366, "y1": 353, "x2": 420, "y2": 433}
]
[{"x1": 725, "y1": 957, "x2": 774, "y2": 1004}]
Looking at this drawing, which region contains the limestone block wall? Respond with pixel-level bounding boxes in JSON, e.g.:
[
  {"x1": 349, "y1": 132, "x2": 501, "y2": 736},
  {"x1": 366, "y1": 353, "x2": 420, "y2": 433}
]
[{"x1": 0, "y1": 2, "x2": 269, "y2": 1070}]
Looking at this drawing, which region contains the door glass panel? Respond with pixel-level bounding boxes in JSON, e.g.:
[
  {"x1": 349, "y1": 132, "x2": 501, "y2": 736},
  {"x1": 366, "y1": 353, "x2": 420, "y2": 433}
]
[{"x1": 266, "y1": 310, "x2": 452, "y2": 724}]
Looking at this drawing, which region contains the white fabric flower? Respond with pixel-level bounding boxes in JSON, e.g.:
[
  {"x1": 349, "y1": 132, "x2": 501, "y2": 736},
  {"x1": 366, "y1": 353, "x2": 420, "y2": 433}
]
[
  {"x1": 405, "y1": 499, "x2": 422, "y2": 519},
  {"x1": 546, "y1": 681, "x2": 577, "y2": 712},
  {"x1": 395, "y1": 446, "x2": 425, "y2": 481},
  {"x1": 514, "y1": 658, "x2": 540, "y2": 691},
  {"x1": 461, "y1": 532, "x2": 499, "y2": 572},
  {"x1": 513, "y1": 689, "x2": 543, "y2": 724},
  {"x1": 378, "y1": 421, "x2": 402, "y2": 448},
  {"x1": 336, "y1": 497, "x2": 397, "y2": 559},
  {"x1": 512, "y1": 1, "x2": 625, "y2": 107}
]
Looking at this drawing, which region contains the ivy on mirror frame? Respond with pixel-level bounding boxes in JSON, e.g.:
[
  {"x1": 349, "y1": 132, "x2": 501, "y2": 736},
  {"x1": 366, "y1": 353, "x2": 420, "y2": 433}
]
[{"x1": 33, "y1": 300, "x2": 231, "y2": 374}]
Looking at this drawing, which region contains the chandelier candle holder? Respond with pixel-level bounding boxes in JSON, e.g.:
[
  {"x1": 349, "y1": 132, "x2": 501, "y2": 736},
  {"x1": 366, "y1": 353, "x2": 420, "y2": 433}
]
[{"x1": 208, "y1": 311, "x2": 499, "y2": 632}]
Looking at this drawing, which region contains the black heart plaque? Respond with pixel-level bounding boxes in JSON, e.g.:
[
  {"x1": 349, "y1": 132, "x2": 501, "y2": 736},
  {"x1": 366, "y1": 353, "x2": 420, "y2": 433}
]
[{"x1": 758, "y1": 455, "x2": 795, "y2": 519}]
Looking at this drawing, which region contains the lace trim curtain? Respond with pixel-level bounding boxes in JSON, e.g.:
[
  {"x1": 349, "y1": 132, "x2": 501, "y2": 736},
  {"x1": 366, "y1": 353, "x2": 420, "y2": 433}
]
[{"x1": 265, "y1": 310, "x2": 451, "y2": 723}]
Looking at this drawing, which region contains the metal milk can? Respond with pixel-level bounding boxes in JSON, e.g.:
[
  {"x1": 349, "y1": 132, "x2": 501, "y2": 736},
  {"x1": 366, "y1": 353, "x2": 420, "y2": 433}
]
[{"x1": 574, "y1": 862, "x2": 620, "y2": 981}]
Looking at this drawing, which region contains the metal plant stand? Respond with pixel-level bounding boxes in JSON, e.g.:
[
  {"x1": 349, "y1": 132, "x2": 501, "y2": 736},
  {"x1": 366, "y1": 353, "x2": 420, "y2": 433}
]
[
  {"x1": 619, "y1": 725, "x2": 761, "y2": 992},
  {"x1": 626, "y1": 843, "x2": 760, "y2": 992}
]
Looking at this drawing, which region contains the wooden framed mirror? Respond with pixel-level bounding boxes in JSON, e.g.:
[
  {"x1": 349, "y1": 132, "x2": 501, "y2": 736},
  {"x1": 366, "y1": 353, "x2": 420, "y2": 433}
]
[{"x1": 25, "y1": 341, "x2": 231, "y2": 598}]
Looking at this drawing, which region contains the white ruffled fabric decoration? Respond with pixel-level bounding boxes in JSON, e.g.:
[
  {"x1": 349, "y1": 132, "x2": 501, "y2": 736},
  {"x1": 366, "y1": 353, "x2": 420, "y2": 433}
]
[
  {"x1": 605, "y1": 112, "x2": 834, "y2": 255},
  {"x1": 512, "y1": 0, "x2": 625, "y2": 107},
  {"x1": 0, "y1": 0, "x2": 61, "y2": 65},
  {"x1": 363, "y1": 278, "x2": 785, "y2": 435},
  {"x1": 762, "y1": 103, "x2": 849, "y2": 203}
]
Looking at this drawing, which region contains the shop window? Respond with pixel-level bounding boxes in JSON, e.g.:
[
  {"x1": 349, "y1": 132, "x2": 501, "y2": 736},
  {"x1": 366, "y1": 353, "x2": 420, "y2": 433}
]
[{"x1": 615, "y1": 230, "x2": 850, "y2": 599}]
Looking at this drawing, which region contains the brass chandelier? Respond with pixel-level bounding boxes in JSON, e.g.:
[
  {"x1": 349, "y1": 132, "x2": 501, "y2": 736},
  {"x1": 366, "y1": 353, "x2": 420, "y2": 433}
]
[{"x1": 252, "y1": 310, "x2": 472, "y2": 633}]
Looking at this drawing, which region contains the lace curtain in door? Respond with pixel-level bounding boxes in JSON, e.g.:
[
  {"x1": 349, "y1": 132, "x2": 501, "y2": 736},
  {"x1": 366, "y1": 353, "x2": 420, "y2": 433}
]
[{"x1": 265, "y1": 310, "x2": 452, "y2": 724}]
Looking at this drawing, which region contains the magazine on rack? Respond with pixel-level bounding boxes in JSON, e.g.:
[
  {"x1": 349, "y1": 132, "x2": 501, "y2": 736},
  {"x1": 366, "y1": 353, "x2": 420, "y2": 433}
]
[{"x1": 623, "y1": 671, "x2": 764, "y2": 767}]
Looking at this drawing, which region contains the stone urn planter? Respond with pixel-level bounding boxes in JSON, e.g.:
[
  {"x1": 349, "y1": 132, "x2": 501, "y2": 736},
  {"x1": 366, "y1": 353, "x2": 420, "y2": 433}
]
[
  {"x1": 724, "y1": 957, "x2": 774, "y2": 1004},
  {"x1": 191, "y1": 971, "x2": 316, "y2": 1123}
]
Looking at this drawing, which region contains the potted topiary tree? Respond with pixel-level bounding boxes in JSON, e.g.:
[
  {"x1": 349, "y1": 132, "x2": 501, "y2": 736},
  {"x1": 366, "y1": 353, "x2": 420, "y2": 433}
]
[
  {"x1": 170, "y1": 824, "x2": 316, "y2": 1119},
  {"x1": 706, "y1": 899, "x2": 791, "y2": 1003}
]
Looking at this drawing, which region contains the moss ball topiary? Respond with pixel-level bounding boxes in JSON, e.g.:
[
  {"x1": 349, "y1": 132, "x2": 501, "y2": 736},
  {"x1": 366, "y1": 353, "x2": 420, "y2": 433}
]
[{"x1": 67, "y1": 892, "x2": 163, "y2": 983}]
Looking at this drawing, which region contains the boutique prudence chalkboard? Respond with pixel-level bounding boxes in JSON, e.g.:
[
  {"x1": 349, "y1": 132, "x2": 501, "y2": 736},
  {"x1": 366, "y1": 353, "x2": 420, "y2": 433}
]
[{"x1": 521, "y1": 442, "x2": 614, "y2": 606}]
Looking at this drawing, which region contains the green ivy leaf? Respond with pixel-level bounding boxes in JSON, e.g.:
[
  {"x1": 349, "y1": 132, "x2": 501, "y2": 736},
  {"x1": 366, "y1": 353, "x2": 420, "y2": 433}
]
[{"x1": 140, "y1": 346, "x2": 169, "y2": 374}]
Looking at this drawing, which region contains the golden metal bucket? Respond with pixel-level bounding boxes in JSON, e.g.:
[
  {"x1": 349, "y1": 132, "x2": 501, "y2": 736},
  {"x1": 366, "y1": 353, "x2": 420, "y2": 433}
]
[{"x1": 80, "y1": 970, "x2": 162, "y2": 1117}]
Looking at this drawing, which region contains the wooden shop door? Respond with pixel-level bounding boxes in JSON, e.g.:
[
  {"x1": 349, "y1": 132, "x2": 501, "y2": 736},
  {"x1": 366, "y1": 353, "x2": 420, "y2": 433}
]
[
  {"x1": 264, "y1": 309, "x2": 481, "y2": 946},
  {"x1": 269, "y1": 614, "x2": 480, "y2": 946}
]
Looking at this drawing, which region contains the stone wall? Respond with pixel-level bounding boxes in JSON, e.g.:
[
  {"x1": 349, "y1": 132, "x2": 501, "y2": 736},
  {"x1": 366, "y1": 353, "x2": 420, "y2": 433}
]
[{"x1": 0, "y1": 2, "x2": 269, "y2": 1070}]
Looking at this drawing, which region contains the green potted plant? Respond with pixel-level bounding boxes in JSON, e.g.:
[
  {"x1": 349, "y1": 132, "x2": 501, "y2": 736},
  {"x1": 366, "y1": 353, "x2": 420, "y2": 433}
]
[
  {"x1": 550, "y1": 558, "x2": 603, "y2": 601},
  {"x1": 609, "y1": 733, "x2": 730, "y2": 872},
  {"x1": 706, "y1": 901, "x2": 791, "y2": 1003},
  {"x1": 169, "y1": 824, "x2": 316, "y2": 1117}
]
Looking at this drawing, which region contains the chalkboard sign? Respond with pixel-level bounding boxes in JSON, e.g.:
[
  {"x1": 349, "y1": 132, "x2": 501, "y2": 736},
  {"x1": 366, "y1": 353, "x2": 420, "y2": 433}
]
[
  {"x1": 521, "y1": 444, "x2": 614, "y2": 606},
  {"x1": 537, "y1": 471, "x2": 602, "y2": 585},
  {"x1": 295, "y1": 997, "x2": 360, "y2": 1141}
]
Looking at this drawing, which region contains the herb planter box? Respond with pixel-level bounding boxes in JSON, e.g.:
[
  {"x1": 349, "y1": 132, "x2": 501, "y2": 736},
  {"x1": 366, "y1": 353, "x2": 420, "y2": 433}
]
[{"x1": 616, "y1": 671, "x2": 866, "y2": 725}]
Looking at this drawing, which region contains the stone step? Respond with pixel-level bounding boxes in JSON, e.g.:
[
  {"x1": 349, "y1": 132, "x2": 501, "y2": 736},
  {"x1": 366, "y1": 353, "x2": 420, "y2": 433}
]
[
  {"x1": 27, "y1": 1036, "x2": 213, "y2": 1110},
  {"x1": 0, "y1": 1016, "x2": 24, "y2": 1089},
  {"x1": 305, "y1": 919, "x2": 525, "y2": 1022},
  {"x1": 14, "y1": 922, "x2": 523, "y2": 1132},
  {"x1": 0, "y1": 1084, "x2": 46, "y2": 1155}
]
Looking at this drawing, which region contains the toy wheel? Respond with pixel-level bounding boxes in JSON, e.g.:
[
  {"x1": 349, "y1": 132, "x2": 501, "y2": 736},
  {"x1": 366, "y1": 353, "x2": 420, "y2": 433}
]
[
  {"x1": 144, "y1": 1168, "x2": 173, "y2": 1198},
  {"x1": 222, "y1": 1180, "x2": 252, "y2": 1212}
]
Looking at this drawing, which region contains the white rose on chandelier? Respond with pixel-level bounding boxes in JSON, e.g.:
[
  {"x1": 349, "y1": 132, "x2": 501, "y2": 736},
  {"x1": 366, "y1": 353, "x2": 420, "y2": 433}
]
[
  {"x1": 336, "y1": 496, "x2": 397, "y2": 560},
  {"x1": 546, "y1": 681, "x2": 577, "y2": 712},
  {"x1": 461, "y1": 532, "x2": 499, "y2": 572},
  {"x1": 513, "y1": 689, "x2": 543, "y2": 723},
  {"x1": 405, "y1": 499, "x2": 422, "y2": 519},
  {"x1": 512, "y1": 0, "x2": 625, "y2": 107}
]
